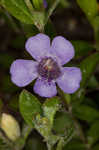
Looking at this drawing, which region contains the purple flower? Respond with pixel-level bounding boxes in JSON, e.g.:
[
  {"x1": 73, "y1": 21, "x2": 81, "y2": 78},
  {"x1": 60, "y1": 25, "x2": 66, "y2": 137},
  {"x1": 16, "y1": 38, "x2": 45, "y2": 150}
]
[
  {"x1": 43, "y1": 0, "x2": 47, "y2": 8},
  {"x1": 10, "y1": 33, "x2": 82, "y2": 98}
]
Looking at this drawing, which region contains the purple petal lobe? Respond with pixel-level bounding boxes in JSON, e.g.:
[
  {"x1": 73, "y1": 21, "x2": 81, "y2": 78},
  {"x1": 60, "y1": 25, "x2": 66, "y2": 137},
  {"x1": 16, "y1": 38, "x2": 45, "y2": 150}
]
[
  {"x1": 34, "y1": 79, "x2": 57, "y2": 97},
  {"x1": 25, "y1": 33, "x2": 50, "y2": 61},
  {"x1": 56, "y1": 67, "x2": 82, "y2": 93},
  {"x1": 50, "y1": 36, "x2": 75, "y2": 65},
  {"x1": 10, "y1": 59, "x2": 38, "y2": 87}
]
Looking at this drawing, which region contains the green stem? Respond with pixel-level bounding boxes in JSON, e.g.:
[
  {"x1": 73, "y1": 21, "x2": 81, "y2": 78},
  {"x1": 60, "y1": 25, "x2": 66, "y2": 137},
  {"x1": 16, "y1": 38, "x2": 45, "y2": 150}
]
[
  {"x1": 45, "y1": 0, "x2": 61, "y2": 24},
  {"x1": 56, "y1": 138, "x2": 64, "y2": 150},
  {"x1": 47, "y1": 143, "x2": 54, "y2": 150},
  {"x1": 24, "y1": 0, "x2": 34, "y2": 15}
]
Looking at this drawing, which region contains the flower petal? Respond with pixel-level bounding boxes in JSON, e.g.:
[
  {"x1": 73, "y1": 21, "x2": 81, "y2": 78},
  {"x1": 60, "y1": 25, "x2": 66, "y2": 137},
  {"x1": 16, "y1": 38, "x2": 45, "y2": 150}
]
[
  {"x1": 50, "y1": 36, "x2": 74, "y2": 65},
  {"x1": 56, "y1": 67, "x2": 82, "y2": 93},
  {"x1": 34, "y1": 79, "x2": 57, "y2": 97},
  {"x1": 10, "y1": 59, "x2": 38, "y2": 87},
  {"x1": 25, "y1": 33, "x2": 50, "y2": 61}
]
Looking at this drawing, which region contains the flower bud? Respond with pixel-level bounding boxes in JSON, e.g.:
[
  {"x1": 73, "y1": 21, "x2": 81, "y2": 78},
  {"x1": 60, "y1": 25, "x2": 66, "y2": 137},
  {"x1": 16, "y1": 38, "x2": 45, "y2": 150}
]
[
  {"x1": 43, "y1": 0, "x2": 47, "y2": 8},
  {"x1": 0, "y1": 113, "x2": 21, "y2": 141}
]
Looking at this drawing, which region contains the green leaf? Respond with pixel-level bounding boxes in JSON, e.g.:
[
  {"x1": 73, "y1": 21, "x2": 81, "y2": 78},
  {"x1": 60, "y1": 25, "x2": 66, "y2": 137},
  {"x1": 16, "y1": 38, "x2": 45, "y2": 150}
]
[
  {"x1": 87, "y1": 75, "x2": 99, "y2": 89},
  {"x1": 32, "y1": 97, "x2": 60, "y2": 143},
  {"x1": 32, "y1": 0, "x2": 43, "y2": 10},
  {"x1": 45, "y1": 0, "x2": 60, "y2": 24},
  {"x1": 76, "y1": 0, "x2": 98, "y2": 21},
  {"x1": 71, "y1": 40, "x2": 93, "y2": 58},
  {"x1": 80, "y1": 53, "x2": 99, "y2": 87},
  {"x1": 0, "y1": 0, "x2": 33, "y2": 24},
  {"x1": 43, "y1": 97, "x2": 60, "y2": 126},
  {"x1": 33, "y1": 11, "x2": 45, "y2": 32},
  {"x1": 73, "y1": 104, "x2": 99, "y2": 123},
  {"x1": 87, "y1": 120, "x2": 99, "y2": 145},
  {"x1": 60, "y1": 0, "x2": 69, "y2": 8},
  {"x1": 63, "y1": 139, "x2": 86, "y2": 150},
  {"x1": 93, "y1": 16, "x2": 99, "y2": 49},
  {"x1": 34, "y1": 114, "x2": 59, "y2": 146},
  {"x1": 19, "y1": 90, "x2": 42, "y2": 127},
  {"x1": 93, "y1": 16, "x2": 99, "y2": 29},
  {"x1": 53, "y1": 111, "x2": 74, "y2": 135},
  {"x1": 72, "y1": 53, "x2": 99, "y2": 103}
]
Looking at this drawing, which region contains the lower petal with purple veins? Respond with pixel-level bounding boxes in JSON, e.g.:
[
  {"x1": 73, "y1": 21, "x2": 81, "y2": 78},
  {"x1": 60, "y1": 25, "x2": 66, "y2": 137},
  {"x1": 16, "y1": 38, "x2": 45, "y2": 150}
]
[
  {"x1": 10, "y1": 59, "x2": 38, "y2": 87},
  {"x1": 34, "y1": 79, "x2": 57, "y2": 97},
  {"x1": 56, "y1": 67, "x2": 82, "y2": 94}
]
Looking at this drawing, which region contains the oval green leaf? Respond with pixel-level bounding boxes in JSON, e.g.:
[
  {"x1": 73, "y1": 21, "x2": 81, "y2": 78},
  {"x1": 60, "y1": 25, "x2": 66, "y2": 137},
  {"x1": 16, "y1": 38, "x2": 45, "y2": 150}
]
[
  {"x1": 19, "y1": 90, "x2": 42, "y2": 127},
  {"x1": 77, "y1": 0, "x2": 98, "y2": 21},
  {"x1": 0, "y1": 0, "x2": 33, "y2": 24}
]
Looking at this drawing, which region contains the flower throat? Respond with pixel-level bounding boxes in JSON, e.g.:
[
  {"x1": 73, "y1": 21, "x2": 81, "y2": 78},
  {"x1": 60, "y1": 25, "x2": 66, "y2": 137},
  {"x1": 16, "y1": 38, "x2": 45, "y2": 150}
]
[{"x1": 37, "y1": 57, "x2": 61, "y2": 81}]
